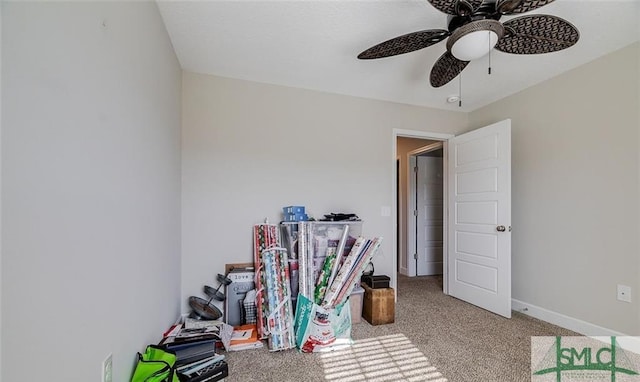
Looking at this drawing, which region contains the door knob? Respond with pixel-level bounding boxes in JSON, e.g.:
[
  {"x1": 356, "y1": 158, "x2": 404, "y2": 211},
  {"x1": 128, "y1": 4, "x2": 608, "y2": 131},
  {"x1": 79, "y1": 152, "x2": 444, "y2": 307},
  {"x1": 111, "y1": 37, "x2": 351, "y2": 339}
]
[{"x1": 496, "y1": 225, "x2": 506, "y2": 232}]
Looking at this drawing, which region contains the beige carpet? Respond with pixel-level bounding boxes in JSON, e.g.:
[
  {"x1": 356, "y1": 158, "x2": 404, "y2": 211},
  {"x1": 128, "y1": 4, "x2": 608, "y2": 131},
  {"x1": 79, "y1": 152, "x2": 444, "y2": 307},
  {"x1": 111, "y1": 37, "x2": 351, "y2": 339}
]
[{"x1": 223, "y1": 274, "x2": 576, "y2": 382}]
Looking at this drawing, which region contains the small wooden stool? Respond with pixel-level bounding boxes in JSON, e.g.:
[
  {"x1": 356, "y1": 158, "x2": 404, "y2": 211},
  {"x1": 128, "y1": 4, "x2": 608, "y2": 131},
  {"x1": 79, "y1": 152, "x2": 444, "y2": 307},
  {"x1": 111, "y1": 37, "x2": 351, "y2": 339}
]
[{"x1": 362, "y1": 283, "x2": 395, "y2": 325}]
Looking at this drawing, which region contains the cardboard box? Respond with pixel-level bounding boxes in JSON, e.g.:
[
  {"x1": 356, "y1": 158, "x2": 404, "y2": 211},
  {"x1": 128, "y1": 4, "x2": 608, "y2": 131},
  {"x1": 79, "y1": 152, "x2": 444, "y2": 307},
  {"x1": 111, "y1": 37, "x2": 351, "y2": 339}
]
[
  {"x1": 283, "y1": 213, "x2": 308, "y2": 222},
  {"x1": 283, "y1": 206, "x2": 305, "y2": 214},
  {"x1": 362, "y1": 283, "x2": 395, "y2": 325}
]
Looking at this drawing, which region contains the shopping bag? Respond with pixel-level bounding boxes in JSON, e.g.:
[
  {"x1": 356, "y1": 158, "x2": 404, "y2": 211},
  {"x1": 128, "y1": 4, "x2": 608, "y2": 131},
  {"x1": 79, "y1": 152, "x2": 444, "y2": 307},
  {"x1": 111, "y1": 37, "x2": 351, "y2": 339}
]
[
  {"x1": 131, "y1": 345, "x2": 179, "y2": 382},
  {"x1": 294, "y1": 294, "x2": 352, "y2": 353}
]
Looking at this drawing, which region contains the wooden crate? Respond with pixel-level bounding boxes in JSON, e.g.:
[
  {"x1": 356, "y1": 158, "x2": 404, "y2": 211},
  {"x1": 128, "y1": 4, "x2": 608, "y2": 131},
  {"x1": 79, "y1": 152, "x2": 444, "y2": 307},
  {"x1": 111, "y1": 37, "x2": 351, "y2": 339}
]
[{"x1": 362, "y1": 283, "x2": 395, "y2": 325}]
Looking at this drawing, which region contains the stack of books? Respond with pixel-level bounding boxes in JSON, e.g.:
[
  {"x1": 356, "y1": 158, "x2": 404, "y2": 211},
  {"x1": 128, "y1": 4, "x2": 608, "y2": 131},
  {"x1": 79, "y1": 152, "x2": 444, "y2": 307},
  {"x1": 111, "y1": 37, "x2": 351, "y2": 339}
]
[{"x1": 159, "y1": 319, "x2": 228, "y2": 381}]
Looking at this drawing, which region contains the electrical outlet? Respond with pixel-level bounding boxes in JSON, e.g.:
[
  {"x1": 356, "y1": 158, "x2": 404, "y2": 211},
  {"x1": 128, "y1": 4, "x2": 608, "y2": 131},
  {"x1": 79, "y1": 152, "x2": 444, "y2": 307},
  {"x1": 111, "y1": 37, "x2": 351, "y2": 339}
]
[
  {"x1": 617, "y1": 284, "x2": 631, "y2": 303},
  {"x1": 102, "y1": 353, "x2": 113, "y2": 382}
]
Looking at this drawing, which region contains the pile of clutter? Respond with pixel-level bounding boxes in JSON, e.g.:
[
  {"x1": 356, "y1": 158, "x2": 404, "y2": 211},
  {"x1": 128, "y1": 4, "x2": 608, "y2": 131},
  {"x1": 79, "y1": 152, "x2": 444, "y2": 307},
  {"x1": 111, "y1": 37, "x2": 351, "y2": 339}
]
[{"x1": 253, "y1": 206, "x2": 382, "y2": 353}]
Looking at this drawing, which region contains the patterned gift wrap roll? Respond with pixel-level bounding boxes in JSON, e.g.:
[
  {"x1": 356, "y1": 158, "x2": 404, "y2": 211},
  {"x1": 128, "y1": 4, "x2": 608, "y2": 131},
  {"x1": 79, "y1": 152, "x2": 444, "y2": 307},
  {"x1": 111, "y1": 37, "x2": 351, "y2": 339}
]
[
  {"x1": 314, "y1": 253, "x2": 336, "y2": 305},
  {"x1": 253, "y1": 223, "x2": 281, "y2": 339},
  {"x1": 305, "y1": 223, "x2": 316, "y2": 300},
  {"x1": 297, "y1": 222, "x2": 308, "y2": 299},
  {"x1": 261, "y1": 247, "x2": 295, "y2": 351},
  {"x1": 263, "y1": 248, "x2": 295, "y2": 351},
  {"x1": 332, "y1": 237, "x2": 382, "y2": 308},
  {"x1": 262, "y1": 248, "x2": 280, "y2": 350},
  {"x1": 327, "y1": 225, "x2": 349, "y2": 288},
  {"x1": 275, "y1": 248, "x2": 295, "y2": 350},
  {"x1": 253, "y1": 225, "x2": 266, "y2": 338},
  {"x1": 272, "y1": 248, "x2": 285, "y2": 350},
  {"x1": 321, "y1": 237, "x2": 367, "y2": 307}
]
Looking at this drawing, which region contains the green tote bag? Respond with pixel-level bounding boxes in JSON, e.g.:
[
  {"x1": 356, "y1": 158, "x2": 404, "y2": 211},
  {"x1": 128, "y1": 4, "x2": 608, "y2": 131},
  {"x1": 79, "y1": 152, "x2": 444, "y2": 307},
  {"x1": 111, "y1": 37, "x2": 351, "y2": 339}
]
[{"x1": 131, "y1": 345, "x2": 179, "y2": 382}]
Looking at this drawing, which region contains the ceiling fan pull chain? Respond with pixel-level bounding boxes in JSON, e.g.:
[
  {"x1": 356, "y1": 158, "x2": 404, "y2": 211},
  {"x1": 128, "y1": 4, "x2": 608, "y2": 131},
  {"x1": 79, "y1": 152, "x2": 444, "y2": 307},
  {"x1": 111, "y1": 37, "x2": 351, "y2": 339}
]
[
  {"x1": 488, "y1": 32, "x2": 492, "y2": 75},
  {"x1": 458, "y1": 73, "x2": 462, "y2": 108}
]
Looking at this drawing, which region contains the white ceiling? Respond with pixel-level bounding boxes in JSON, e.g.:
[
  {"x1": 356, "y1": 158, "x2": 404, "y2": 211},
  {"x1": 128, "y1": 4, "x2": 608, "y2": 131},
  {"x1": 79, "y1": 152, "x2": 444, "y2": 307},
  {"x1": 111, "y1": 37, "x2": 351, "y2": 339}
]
[{"x1": 157, "y1": 0, "x2": 640, "y2": 112}]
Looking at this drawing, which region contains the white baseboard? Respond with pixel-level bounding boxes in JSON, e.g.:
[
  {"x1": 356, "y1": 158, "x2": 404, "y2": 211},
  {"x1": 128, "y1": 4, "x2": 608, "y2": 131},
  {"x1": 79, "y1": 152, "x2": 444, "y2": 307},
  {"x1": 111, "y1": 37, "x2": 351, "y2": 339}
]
[{"x1": 512, "y1": 299, "x2": 627, "y2": 337}]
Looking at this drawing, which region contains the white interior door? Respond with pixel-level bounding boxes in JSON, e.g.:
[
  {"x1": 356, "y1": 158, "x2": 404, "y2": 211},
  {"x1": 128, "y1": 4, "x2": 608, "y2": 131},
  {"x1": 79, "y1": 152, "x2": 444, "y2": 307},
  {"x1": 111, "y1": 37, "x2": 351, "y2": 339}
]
[
  {"x1": 447, "y1": 119, "x2": 511, "y2": 318},
  {"x1": 417, "y1": 155, "x2": 443, "y2": 276}
]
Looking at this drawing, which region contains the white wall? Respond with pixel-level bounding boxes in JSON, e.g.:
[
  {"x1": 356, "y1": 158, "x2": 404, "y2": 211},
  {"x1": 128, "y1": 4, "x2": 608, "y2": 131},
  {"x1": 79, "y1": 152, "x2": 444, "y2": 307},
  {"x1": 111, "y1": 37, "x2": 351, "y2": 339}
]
[
  {"x1": 0, "y1": 2, "x2": 3, "y2": 378},
  {"x1": 470, "y1": 42, "x2": 640, "y2": 335},
  {"x1": 181, "y1": 72, "x2": 468, "y2": 311},
  {"x1": 2, "y1": 2, "x2": 182, "y2": 381}
]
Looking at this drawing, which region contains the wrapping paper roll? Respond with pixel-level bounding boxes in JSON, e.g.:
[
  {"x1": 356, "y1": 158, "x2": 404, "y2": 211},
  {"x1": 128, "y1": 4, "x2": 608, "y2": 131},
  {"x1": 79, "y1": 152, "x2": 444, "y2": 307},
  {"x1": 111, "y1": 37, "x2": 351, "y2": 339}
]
[
  {"x1": 331, "y1": 237, "x2": 382, "y2": 308},
  {"x1": 321, "y1": 237, "x2": 368, "y2": 308},
  {"x1": 261, "y1": 247, "x2": 295, "y2": 351},
  {"x1": 253, "y1": 223, "x2": 280, "y2": 339},
  {"x1": 314, "y1": 252, "x2": 337, "y2": 305},
  {"x1": 327, "y1": 225, "x2": 349, "y2": 289},
  {"x1": 297, "y1": 222, "x2": 309, "y2": 299}
]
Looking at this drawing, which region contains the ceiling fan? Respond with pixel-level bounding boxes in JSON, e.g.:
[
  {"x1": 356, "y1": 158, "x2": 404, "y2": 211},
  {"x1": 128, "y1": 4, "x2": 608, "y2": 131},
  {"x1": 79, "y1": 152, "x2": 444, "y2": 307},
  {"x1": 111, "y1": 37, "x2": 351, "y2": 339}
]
[{"x1": 357, "y1": 0, "x2": 580, "y2": 88}]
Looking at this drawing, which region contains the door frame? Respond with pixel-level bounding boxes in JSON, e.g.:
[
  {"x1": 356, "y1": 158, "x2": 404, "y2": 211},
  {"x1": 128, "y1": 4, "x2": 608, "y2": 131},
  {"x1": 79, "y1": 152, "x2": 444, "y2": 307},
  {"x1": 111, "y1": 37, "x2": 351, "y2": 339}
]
[
  {"x1": 393, "y1": 129, "x2": 454, "y2": 295},
  {"x1": 406, "y1": 142, "x2": 443, "y2": 277}
]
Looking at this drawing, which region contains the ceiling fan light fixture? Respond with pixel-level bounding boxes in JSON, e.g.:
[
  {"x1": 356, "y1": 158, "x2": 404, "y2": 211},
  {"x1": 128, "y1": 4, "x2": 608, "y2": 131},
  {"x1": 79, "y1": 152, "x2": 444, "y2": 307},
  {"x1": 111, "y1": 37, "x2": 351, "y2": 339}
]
[
  {"x1": 447, "y1": 20, "x2": 505, "y2": 61},
  {"x1": 450, "y1": 30, "x2": 498, "y2": 60}
]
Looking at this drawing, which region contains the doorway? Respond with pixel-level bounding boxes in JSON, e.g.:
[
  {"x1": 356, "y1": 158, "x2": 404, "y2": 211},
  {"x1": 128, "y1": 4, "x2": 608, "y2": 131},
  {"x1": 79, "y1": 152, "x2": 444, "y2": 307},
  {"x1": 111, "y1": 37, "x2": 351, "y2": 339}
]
[
  {"x1": 395, "y1": 133, "x2": 451, "y2": 294},
  {"x1": 409, "y1": 146, "x2": 444, "y2": 277},
  {"x1": 392, "y1": 121, "x2": 512, "y2": 318}
]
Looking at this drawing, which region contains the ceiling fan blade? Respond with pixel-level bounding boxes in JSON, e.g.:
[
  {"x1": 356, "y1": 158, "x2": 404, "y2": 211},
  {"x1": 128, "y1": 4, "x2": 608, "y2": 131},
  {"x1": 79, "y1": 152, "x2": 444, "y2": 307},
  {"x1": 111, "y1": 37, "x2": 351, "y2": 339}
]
[
  {"x1": 357, "y1": 29, "x2": 449, "y2": 59},
  {"x1": 496, "y1": 15, "x2": 579, "y2": 54},
  {"x1": 496, "y1": 0, "x2": 555, "y2": 15},
  {"x1": 427, "y1": 0, "x2": 483, "y2": 16},
  {"x1": 429, "y1": 51, "x2": 469, "y2": 88}
]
